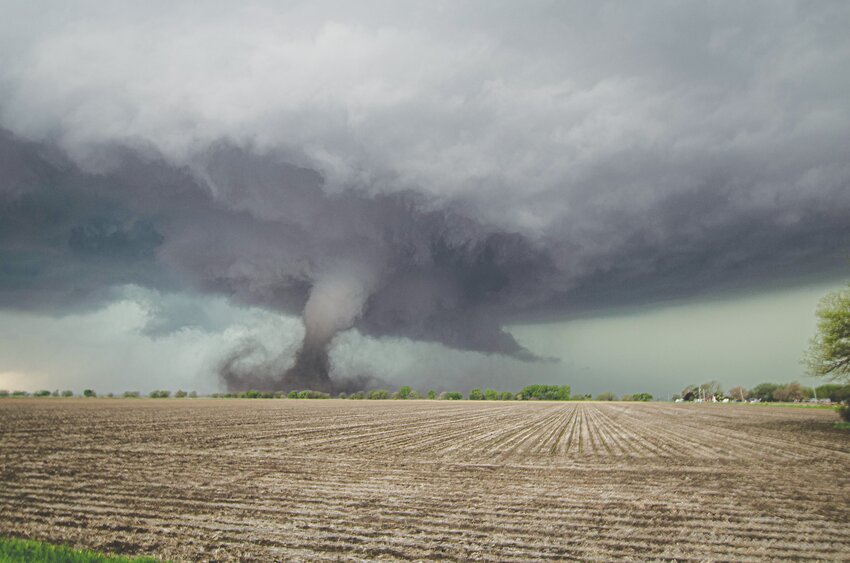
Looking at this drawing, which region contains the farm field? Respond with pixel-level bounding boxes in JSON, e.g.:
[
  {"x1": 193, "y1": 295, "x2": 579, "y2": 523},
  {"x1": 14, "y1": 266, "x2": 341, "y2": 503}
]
[{"x1": 1, "y1": 399, "x2": 849, "y2": 561}]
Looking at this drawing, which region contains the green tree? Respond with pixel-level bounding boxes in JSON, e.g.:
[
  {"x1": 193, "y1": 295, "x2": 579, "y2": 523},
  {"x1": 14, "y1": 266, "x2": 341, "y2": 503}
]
[
  {"x1": 499, "y1": 391, "x2": 514, "y2": 400},
  {"x1": 749, "y1": 382, "x2": 779, "y2": 402},
  {"x1": 82, "y1": 389, "x2": 96, "y2": 398},
  {"x1": 468, "y1": 388, "x2": 484, "y2": 400},
  {"x1": 631, "y1": 392, "x2": 653, "y2": 402},
  {"x1": 807, "y1": 285, "x2": 850, "y2": 380},
  {"x1": 61, "y1": 390, "x2": 73, "y2": 397},
  {"x1": 427, "y1": 389, "x2": 437, "y2": 400},
  {"x1": 287, "y1": 390, "x2": 299, "y2": 398},
  {"x1": 398, "y1": 386, "x2": 412, "y2": 399},
  {"x1": 519, "y1": 384, "x2": 571, "y2": 401},
  {"x1": 368, "y1": 389, "x2": 390, "y2": 400},
  {"x1": 174, "y1": 389, "x2": 187, "y2": 398},
  {"x1": 484, "y1": 389, "x2": 499, "y2": 401}
]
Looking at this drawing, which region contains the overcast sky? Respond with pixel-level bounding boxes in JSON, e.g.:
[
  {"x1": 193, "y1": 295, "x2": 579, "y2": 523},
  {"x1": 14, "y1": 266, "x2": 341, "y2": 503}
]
[{"x1": 0, "y1": 1, "x2": 848, "y2": 395}]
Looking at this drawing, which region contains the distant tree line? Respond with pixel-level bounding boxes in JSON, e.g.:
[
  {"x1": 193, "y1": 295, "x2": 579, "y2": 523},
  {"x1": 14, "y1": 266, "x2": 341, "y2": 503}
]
[
  {"x1": 1, "y1": 383, "x2": 660, "y2": 402},
  {"x1": 674, "y1": 380, "x2": 850, "y2": 406},
  {"x1": 0, "y1": 389, "x2": 197, "y2": 398},
  {"x1": 206, "y1": 384, "x2": 657, "y2": 401}
]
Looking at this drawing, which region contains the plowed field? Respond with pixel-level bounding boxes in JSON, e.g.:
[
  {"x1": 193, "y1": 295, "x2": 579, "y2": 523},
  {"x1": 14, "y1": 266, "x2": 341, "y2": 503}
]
[{"x1": 1, "y1": 399, "x2": 849, "y2": 561}]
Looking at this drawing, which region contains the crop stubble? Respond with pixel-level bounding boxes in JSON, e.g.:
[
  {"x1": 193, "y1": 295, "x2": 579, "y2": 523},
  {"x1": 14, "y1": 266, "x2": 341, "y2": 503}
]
[{"x1": 0, "y1": 399, "x2": 848, "y2": 561}]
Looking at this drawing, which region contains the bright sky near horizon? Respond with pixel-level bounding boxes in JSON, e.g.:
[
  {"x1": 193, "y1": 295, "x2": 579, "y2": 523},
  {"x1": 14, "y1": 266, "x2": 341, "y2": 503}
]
[{"x1": 0, "y1": 279, "x2": 844, "y2": 396}]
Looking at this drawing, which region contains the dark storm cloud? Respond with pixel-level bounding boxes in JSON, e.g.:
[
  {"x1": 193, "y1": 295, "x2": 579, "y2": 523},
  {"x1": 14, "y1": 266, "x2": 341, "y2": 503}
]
[
  {"x1": 0, "y1": 1, "x2": 849, "y2": 389},
  {"x1": 0, "y1": 131, "x2": 557, "y2": 388}
]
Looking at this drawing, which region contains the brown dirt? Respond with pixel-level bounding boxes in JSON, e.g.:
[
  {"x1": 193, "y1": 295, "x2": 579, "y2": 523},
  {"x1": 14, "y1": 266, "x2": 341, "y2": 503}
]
[{"x1": 1, "y1": 399, "x2": 849, "y2": 561}]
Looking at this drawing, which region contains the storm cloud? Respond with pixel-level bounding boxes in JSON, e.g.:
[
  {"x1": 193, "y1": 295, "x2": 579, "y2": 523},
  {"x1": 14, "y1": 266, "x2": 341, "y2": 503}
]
[{"x1": 1, "y1": 1, "x2": 849, "y2": 391}]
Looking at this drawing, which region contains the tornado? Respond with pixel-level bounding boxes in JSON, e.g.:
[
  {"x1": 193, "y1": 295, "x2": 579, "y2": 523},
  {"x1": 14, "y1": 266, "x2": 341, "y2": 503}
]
[{"x1": 279, "y1": 263, "x2": 378, "y2": 391}]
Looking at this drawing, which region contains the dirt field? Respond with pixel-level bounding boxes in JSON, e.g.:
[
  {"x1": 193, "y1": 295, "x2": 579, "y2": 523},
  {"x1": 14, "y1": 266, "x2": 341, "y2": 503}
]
[{"x1": 1, "y1": 399, "x2": 848, "y2": 561}]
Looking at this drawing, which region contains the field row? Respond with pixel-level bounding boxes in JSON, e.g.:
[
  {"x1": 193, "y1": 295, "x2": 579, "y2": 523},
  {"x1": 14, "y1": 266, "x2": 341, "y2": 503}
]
[
  {"x1": 1, "y1": 399, "x2": 848, "y2": 561},
  {"x1": 4, "y1": 399, "x2": 846, "y2": 464}
]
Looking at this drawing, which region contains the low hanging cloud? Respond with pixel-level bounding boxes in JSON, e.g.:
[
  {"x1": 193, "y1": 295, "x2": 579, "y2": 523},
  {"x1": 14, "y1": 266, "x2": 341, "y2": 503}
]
[{"x1": 1, "y1": 1, "x2": 849, "y2": 390}]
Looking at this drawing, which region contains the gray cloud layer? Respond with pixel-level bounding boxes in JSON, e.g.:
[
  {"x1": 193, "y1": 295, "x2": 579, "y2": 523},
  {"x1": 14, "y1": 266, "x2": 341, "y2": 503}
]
[{"x1": 1, "y1": 1, "x2": 849, "y2": 389}]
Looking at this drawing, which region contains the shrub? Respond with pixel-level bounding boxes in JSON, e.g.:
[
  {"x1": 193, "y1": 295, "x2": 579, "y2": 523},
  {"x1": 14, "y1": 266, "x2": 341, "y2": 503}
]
[
  {"x1": 520, "y1": 384, "x2": 571, "y2": 401},
  {"x1": 427, "y1": 389, "x2": 436, "y2": 400},
  {"x1": 408, "y1": 390, "x2": 421, "y2": 399},
  {"x1": 631, "y1": 392, "x2": 653, "y2": 402},
  {"x1": 439, "y1": 391, "x2": 463, "y2": 400},
  {"x1": 189, "y1": 391, "x2": 198, "y2": 398},
  {"x1": 34, "y1": 389, "x2": 51, "y2": 397},
  {"x1": 468, "y1": 388, "x2": 484, "y2": 400},
  {"x1": 240, "y1": 390, "x2": 275, "y2": 398},
  {"x1": 288, "y1": 390, "x2": 299, "y2": 398},
  {"x1": 368, "y1": 389, "x2": 390, "y2": 400},
  {"x1": 349, "y1": 391, "x2": 365, "y2": 399},
  {"x1": 174, "y1": 389, "x2": 187, "y2": 398},
  {"x1": 149, "y1": 390, "x2": 171, "y2": 398},
  {"x1": 297, "y1": 390, "x2": 330, "y2": 399},
  {"x1": 398, "y1": 386, "x2": 412, "y2": 399},
  {"x1": 0, "y1": 390, "x2": 8, "y2": 397},
  {"x1": 596, "y1": 392, "x2": 617, "y2": 401},
  {"x1": 839, "y1": 405, "x2": 850, "y2": 422},
  {"x1": 484, "y1": 389, "x2": 499, "y2": 401},
  {"x1": 123, "y1": 391, "x2": 140, "y2": 398},
  {"x1": 620, "y1": 394, "x2": 634, "y2": 401},
  {"x1": 61, "y1": 390, "x2": 73, "y2": 397},
  {"x1": 500, "y1": 391, "x2": 515, "y2": 400},
  {"x1": 82, "y1": 389, "x2": 96, "y2": 398},
  {"x1": 338, "y1": 392, "x2": 347, "y2": 399}
]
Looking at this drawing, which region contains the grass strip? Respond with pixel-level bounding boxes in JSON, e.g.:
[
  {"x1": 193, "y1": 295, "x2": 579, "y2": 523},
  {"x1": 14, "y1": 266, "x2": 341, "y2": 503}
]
[
  {"x1": 0, "y1": 537, "x2": 161, "y2": 563},
  {"x1": 744, "y1": 402, "x2": 836, "y2": 410}
]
